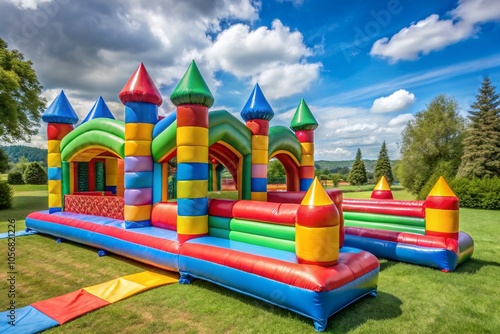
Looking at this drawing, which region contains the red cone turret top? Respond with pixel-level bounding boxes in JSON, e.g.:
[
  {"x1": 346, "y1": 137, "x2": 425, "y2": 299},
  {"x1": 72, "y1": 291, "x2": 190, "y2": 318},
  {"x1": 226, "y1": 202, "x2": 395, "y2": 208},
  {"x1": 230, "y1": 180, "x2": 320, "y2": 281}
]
[{"x1": 119, "y1": 63, "x2": 163, "y2": 106}]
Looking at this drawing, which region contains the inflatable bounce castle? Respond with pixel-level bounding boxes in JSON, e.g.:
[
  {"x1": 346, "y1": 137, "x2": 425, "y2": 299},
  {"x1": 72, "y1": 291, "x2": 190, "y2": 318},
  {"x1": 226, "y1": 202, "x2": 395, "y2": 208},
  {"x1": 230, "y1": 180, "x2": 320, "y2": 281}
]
[{"x1": 26, "y1": 61, "x2": 473, "y2": 331}]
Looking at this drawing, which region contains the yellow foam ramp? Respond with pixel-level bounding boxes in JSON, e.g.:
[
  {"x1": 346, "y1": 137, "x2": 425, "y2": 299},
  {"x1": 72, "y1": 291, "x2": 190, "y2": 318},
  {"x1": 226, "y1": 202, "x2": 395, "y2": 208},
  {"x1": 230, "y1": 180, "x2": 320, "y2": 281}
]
[{"x1": 84, "y1": 271, "x2": 178, "y2": 303}]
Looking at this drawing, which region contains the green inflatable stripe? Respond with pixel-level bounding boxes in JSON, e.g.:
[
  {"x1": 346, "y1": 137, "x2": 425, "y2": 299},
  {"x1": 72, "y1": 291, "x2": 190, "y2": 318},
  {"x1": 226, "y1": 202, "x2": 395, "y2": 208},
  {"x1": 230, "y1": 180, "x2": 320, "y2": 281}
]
[
  {"x1": 60, "y1": 118, "x2": 124, "y2": 152},
  {"x1": 208, "y1": 216, "x2": 231, "y2": 230},
  {"x1": 209, "y1": 227, "x2": 230, "y2": 239},
  {"x1": 152, "y1": 120, "x2": 177, "y2": 161},
  {"x1": 343, "y1": 212, "x2": 425, "y2": 227},
  {"x1": 61, "y1": 130, "x2": 124, "y2": 161},
  {"x1": 61, "y1": 161, "x2": 70, "y2": 196},
  {"x1": 230, "y1": 231, "x2": 295, "y2": 253},
  {"x1": 230, "y1": 218, "x2": 295, "y2": 241},
  {"x1": 268, "y1": 126, "x2": 302, "y2": 162},
  {"x1": 344, "y1": 220, "x2": 425, "y2": 234}
]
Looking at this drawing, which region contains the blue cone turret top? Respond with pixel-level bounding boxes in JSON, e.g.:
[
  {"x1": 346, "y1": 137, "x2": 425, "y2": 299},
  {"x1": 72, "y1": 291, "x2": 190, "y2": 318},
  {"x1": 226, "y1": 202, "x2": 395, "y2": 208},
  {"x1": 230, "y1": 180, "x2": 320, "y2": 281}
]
[
  {"x1": 170, "y1": 60, "x2": 214, "y2": 108},
  {"x1": 240, "y1": 83, "x2": 274, "y2": 122},
  {"x1": 42, "y1": 90, "x2": 79, "y2": 124},
  {"x1": 81, "y1": 96, "x2": 115, "y2": 124}
]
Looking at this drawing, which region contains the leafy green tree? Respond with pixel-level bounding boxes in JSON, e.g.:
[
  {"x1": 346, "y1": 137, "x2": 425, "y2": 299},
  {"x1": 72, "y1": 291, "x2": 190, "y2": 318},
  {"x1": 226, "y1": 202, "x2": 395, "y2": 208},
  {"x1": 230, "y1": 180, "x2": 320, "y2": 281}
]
[
  {"x1": 23, "y1": 162, "x2": 47, "y2": 185},
  {"x1": 374, "y1": 141, "x2": 394, "y2": 185},
  {"x1": 396, "y1": 94, "x2": 465, "y2": 198},
  {"x1": 0, "y1": 148, "x2": 9, "y2": 173},
  {"x1": 457, "y1": 77, "x2": 500, "y2": 178},
  {"x1": 0, "y1": 181, "x2": 13, "y2": 210},
  {"x1": 348, "y1": 148, "x2": 367, "y2": 186},
  {"x1": 268, "y1": 159, "x2": 286, "y2": 182},
  {"x1": 0, "y1": 38, "x2": 46, "y2": 143},
  {"x1": 7, "y1": 171, "x2": 24, "y2": 185},
  {"x1": 12, "y1": 156, "x2": 30, "y2": 174}
]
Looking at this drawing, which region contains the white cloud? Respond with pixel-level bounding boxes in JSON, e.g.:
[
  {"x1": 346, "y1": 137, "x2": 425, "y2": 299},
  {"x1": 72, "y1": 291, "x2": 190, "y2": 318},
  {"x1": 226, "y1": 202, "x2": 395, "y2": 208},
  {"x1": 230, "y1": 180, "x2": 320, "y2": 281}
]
[
  {"x1": 6, "y1": 0, "x2": 51, "y2": 10},
  {"x1": 370, "y1": 0, "x2": 500, "y2": 62},
  {"x1": 388, "y1": 113, "x2": 414, "y2": 126},
  {"x1": 316, "y1": 148, "x2": 351, "y2": 158},
  {"x1": 334, "y1": 123, "x2": 378, "y2": 134},
  {"x1": 370, "y1": 89, "x2": 415, "y2": 113}
]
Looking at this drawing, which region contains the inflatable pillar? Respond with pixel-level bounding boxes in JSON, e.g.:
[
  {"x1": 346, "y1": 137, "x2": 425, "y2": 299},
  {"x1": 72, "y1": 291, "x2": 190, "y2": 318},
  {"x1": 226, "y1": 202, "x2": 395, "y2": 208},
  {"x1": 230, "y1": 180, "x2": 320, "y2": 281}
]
[
  {"x1": 371, "y1": 176, "x2": 393, "y2": 199},
  {"x1": 42, "y1": 90, "x2": 79, "y2": 213},
  {"x1": 170, "y1": 60, "x2": 214, "y2": 242},
  {"x1": 425, "y1": 176, "x2": 459, "y2": 239},
  {"x1": 290, "y1": 99, "x2": 318, "y2": 191},
  {"x1": 119, "y1": 63, "x2": 161, "y2": 228},
  {"x1": 296, "y1": 177, "x2": 340, "y2": 266},
  {"x1": 241, "y1": 84, "x2": 274, "y2": 201}
]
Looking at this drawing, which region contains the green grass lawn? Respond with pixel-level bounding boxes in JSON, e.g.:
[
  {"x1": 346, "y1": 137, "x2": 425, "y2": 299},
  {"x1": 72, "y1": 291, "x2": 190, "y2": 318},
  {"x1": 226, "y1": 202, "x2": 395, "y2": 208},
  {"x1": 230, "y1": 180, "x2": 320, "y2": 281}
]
[{"x1": 0, "y1": 188, "x2": 499, "y2": 333}]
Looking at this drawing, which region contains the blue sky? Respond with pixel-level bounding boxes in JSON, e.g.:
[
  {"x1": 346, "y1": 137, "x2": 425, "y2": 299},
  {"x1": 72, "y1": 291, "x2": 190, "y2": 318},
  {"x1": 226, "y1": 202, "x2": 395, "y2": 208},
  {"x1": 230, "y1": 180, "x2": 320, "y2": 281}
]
[{"x1": 1, "y1": 0, "x2": 499, "y2": 160}]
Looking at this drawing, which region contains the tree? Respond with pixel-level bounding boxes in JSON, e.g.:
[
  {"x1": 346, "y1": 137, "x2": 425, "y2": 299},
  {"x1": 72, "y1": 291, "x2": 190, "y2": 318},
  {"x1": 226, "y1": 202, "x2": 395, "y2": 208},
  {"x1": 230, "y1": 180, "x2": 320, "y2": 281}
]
[
  {"x1": 374, "y1": 141, "x2": 394, "y2": 185},
  {"x1": 0, "y1": 148, "x2": 9, "y2": 173},
  {"x1": 268, "y1": 159, "x2": 286, "y2": 183},
  {"x1": 23, "y1": 162, "x2": 47, "y2": 185},
  {"x1": 457, "y1": 77, "x2": 500, "y2": 178},
  {"x1": 396, "y1": 94, "x2": 465, "y2": 198},
  {"x1": 0, "y1": 38, "x2": 46, "y2": 143},
  {"x1": 348, "y1": 148, "x2": 367, "y2": 186}
]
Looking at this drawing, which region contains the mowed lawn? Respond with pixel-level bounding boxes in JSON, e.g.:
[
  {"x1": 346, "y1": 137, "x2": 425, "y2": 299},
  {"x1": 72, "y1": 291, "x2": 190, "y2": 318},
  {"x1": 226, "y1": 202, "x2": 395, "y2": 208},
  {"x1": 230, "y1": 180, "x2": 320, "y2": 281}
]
[{"x1": 0, "y1": 186, "x2": 499, "y2": 333}]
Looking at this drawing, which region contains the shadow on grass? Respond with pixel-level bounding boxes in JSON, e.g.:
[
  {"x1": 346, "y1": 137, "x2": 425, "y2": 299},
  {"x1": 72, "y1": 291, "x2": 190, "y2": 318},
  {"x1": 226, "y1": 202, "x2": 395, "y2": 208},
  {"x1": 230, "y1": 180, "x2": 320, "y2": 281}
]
[
  {"x1": 454, "y1": 257, "x2": 500, "y2": 275},
  {"x1": 379, "y1": 259, "x2": 398, "y2": 272}
]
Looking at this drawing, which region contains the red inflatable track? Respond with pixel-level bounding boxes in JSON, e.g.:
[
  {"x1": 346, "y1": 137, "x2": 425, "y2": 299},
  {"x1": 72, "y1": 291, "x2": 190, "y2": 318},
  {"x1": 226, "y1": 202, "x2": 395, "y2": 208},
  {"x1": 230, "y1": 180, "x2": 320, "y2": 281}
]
[{"x1": 342, "y1": 198, "x2": 425, "y2": 218}]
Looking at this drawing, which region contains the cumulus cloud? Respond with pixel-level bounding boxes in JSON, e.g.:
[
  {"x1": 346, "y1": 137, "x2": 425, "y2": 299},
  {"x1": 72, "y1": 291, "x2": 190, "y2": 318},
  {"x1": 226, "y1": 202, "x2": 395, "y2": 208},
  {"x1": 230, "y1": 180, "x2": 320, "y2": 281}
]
[
  {"x1": 388, "y1": 113, "x2": 414, "y2": 126},
  {"x1": 370, "y1": 89, "x2": 415, "y2": 113},
  {"x1": 370, "y1": 0, "x2": 500, "y2": 62}
]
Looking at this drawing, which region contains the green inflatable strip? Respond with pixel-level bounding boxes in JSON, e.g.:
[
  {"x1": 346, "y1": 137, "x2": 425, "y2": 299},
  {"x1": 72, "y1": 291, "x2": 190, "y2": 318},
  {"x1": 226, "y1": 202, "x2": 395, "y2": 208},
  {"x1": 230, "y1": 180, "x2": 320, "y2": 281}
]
[
  {"x1": 343, "y1": 212, "x2": 425, "y2": 227},
  {"x1": 61, "y1": 161, "x2": 70, "y2": 196},
  {"x1": 170, "y1": 60, "x2": 214, "y2": 108},
  {"x1": 230, "y1": 231, "x2": 295, "y2": 253},
  {"x1": 61, "y1": 130, "x2": 124, "y2": 162},
  {"x1": 344, "y1": 220, "x2": 425, "y2": 234},
  {"x1": 230, "y1": 218, "x2": 295, "y2": 241},
  {"x1": 209, "y1": 227, "x2": 230, "y2": 239},
  {"x1": 60, "y1": 118, "x2": 124, "y2": 152},
  {"x1": 208, "y1": 216, "x2": 231, "y2": 230},
  {"x1": 151, "y1": 120, "x2": 177, "y2": 161},
  {"x1": 268, "y1": 126, "x2": 302, "y2": 162}
]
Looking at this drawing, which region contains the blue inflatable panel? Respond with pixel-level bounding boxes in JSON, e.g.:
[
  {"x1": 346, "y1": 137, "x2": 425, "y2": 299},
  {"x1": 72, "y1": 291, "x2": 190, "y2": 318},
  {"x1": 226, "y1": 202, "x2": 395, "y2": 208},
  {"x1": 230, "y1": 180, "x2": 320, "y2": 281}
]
[
  {"x1": 251, "y1": 177, "x2": 267, "y2": 192},
  {"x1": 124, "y1": 102, "x2": 158, "y2": 124},
  {"x1": 177, "y1": 163, "x2": 209, "y2": 181},
  {"x1": 177, "y1": 198, "x2": 209, "y2": 216},
  {"x1": 0, "y1": 306, "x2": 59, "y2": 334},
  {"x1": 344, "y1": 234, "x2": 458, "y2": 271},
  {"x1": 153, "y1": 111, "x2": 176, "y2": 138}
]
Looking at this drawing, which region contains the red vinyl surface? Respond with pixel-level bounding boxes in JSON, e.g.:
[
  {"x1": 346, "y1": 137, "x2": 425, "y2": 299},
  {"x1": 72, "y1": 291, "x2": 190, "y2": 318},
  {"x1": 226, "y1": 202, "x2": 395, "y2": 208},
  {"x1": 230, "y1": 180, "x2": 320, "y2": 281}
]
[
  {"x1": 151, "y1": 202, "x2": 177, "y2": 231},
  {"x1": 64, "y1": 195, "x2": 124, "y2": 220},
  {"x1": 425, "y1": 196, "x2": 460, "y2": 210},
  {"x1": 342, "y1": 199, "x2": 425, "y2": 218},
  {"x1": 232, "y1": 201, "x2": 299, "y2": 226}
]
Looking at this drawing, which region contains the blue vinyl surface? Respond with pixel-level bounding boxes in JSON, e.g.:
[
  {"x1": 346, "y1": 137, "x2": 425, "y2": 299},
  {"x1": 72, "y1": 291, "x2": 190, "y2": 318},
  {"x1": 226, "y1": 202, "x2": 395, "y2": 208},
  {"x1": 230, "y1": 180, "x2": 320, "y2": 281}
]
[{"x1": 0, "y1": 306, "x2": 59, "y2": 334}]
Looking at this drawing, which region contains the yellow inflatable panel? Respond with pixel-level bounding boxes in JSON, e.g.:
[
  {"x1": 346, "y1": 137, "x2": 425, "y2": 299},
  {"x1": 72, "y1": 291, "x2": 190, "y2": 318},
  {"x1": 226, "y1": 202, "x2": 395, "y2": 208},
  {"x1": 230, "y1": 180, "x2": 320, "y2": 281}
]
[
  {"x1": 125, "y1": 123, "x2": 154, "y2": 141},
  {"x1": 47, "y1": 140, "x2": 61, "y2": 154},
  {"x1": 425, "y1": 208, "x2": 459, "y2": 233},
  {"x1": 374, "y1": 175, "x2": 391, "y2": 191},
  {"x1": 301, "y1": 177, "x2": 333, "y2": 207},
  {"x1": 428, "y1": 176, "x2": 457, "y2": 197},
  {"x1": 177, "y1": 215, "x2": 209, "y2": 235},
  {"x1": 301, "y1": 142, "x2": 314, "y2": 155},
  {"x1": 177, "y1": 180, "x2": 208, "y2": 198},
  {"x1": 251, "y1": 192, "x2": 268, "y2": 202},
  {"x1": 177, "y1": 127, "x2": 208, "y2": 146},
  {"x1": 295, "y1": 225, "x2": 339, "y2": 262},
  {"x1": 251, "y1": 135, "x2": 269, "y2": 150},
  {"x1": 48, "y1": 180, "x2": 61, "y2": 193},
  {"x1": 300, "y1": 154, "x2": 314, "y2": 167},
  {"x1": 251, "y1": 149, "x2": 268, "y2": 164},
  {"x1": 125, "y1": 140, "x2": 151, "y2": 156},
  {"x1": 124, "y1": 204, "x2": 152, "y2": 221},
  {"x1": 48, "y1": 193, "x2": 62, "y2": 208},
  {"x1": 47, "y1": 153, "x2": 62, "y2": 167},
  {"x1": 177, "y1": 145, "x2": 208, "y2": 163},
  {"x1": 84, "y1": 271, "x2": 178, "y2": 303}
]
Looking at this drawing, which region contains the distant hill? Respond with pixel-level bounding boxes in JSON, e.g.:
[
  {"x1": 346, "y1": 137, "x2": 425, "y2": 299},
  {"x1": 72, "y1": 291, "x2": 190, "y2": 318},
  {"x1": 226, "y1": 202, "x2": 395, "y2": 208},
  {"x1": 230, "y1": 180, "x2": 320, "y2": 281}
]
[
  {"x1": 315, "y1": 160, "x2": 398, "y2": 173},
  {"x1": 1, "y1": 145, "x2": 47, "y2": 163}
]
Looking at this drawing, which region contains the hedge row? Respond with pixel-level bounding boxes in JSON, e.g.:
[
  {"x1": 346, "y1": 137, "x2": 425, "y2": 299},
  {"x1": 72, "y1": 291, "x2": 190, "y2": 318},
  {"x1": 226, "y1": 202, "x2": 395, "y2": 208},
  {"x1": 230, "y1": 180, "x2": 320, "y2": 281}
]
[{"x1": 451, "y1": 177, "x2": 500, "y2": 210}]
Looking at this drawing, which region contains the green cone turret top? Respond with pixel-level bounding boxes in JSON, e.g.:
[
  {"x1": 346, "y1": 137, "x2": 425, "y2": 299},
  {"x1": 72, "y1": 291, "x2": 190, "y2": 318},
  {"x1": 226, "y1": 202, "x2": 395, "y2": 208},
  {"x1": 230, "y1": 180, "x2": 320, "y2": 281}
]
[
  {"x1": 170, "y1": 60, "x2": 214, "y2": 108},
  {"x1": 290, "y1": 99, "x2": 318, "y2": 131}
]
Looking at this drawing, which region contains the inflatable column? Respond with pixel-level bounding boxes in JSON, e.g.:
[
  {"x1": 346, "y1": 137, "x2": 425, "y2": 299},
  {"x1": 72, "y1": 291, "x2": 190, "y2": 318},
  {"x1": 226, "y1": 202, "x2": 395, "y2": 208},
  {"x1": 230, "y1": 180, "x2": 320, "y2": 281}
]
[
  {"x1": 425, "y1": 176, "x2": 459, "y2": 239},
  {"x1": 371, "y1": 176, "x2": 393, "y2": 200},
  {"x1": 290, "y1": 99, "x2": 318, "y2": 191},
  {"x1": 241, "y1": 84, "x2": 274, "y2": 201},
  {"x1": 119, "y1": 63, "x2": 162, "y2": 228},
  {"x1": 170, "y1": 60, "x2": 214, "y2": 242},
  {"x1": 296, "y1": 177, "x2": 340, "y2": 266},
  {"x1": 42, "y1": 90, "x2": 79, "y2": 213}
]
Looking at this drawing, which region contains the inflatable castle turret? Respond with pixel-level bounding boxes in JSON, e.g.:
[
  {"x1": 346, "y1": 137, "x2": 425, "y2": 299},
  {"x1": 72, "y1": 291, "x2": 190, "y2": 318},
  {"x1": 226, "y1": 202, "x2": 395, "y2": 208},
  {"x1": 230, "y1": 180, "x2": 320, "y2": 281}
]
[
  {"x1": 241, "y1": 84, "x2": 274, "y2": 202},
  {"x1": 42, "y1": 90, "x2": 79, "y2": 213},
  {"x1": 170, "y1": 60, "x2": 214, "y2": 242},
  {"x1": 290, "y1": 99, "x2": 318, "y2": 191},
  {"x1": 425, "y1": 176, "x2": 459, "y2": 240},
  {"x1": 119, "y1": 63, "x2": 162, "y2": 228},
  {"x1": 371, "y1": 176, "x2": 393, "y2": 200}
]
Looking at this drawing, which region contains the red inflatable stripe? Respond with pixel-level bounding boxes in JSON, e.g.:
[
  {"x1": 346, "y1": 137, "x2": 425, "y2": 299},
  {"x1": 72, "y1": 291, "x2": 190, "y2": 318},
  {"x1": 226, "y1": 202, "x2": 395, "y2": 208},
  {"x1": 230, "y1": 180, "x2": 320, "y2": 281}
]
[
  {"x1": 246, "y1": 119, "x2": 269, "y2": 135},
  {"x1": 176, "y1": 104, "x2": 208, "y2": 127},
  {"x1": 232, "y1": 200, "x2": 299, "y2": 226},
  {"x1": 295, "y1": 130, "x2": 314, "y2": 143},
  {"x1": 425, "y1": 196, "x2": 459, "y2": 210},
  {"x1": 342, "y1": 202, "x2": 425, "y2": 218},
  {"x1": 151, "y1": 202, "x2": 177, "y2": 231},
  {"x1": 180, "y1": 242, "x2": 378, "y2": 291},
  {"x1": 209, "y1": 199, "x2": 236, "y2": 217}
]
